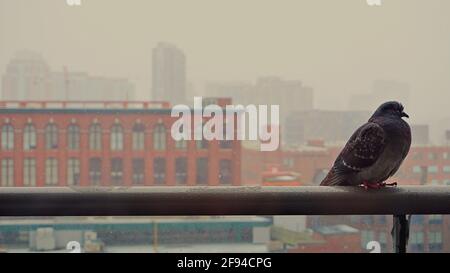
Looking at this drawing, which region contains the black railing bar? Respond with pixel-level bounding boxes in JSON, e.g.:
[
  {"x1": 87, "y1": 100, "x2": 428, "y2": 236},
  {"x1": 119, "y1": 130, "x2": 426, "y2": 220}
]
[{"x1": 0, "y1": 186, "x2": 449, "y2": 217}]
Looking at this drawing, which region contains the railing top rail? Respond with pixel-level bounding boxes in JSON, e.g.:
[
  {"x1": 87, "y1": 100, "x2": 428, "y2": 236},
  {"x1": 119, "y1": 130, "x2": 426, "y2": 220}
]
[{"x1": 0, "y1": 186, "x2": 449, "y2": 216}]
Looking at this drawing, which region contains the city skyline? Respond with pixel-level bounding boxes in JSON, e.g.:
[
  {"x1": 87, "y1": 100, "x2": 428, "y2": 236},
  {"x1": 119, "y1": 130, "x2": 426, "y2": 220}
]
[{"x1": 1, "y1": 0, "x2": 450, "y2": 124}]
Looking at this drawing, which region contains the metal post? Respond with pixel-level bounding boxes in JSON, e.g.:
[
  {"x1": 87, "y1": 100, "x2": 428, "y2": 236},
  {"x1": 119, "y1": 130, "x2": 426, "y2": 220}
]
[{"x1": 392, "y1": 214, "x2": 411, "y2": 253}]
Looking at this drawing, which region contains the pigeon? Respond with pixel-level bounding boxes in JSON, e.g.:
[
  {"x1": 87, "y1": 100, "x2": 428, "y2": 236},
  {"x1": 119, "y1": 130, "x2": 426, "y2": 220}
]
[{"x1": 320, "y1": 101, "x2": 411, "y2": 189}]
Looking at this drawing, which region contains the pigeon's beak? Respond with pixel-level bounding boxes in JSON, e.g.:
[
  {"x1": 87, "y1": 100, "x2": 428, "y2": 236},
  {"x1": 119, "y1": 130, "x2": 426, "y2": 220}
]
[{"x1": 401, "y1": 111, "x2": 409, "y2": 118}]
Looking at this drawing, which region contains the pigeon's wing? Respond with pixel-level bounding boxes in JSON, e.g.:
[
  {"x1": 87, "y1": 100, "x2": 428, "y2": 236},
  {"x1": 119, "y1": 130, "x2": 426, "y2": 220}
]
[
  {"x1": 320, "y1": 122, "x2": 386, "y2": 186},
  {"x1": 339, "y1": 122, "x2": 387, "y2": 171}
]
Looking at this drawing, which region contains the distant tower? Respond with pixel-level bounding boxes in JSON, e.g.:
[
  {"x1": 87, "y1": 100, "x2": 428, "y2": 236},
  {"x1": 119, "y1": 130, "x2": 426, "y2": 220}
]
[
  {"x1": 1, "y1": 51, "x2": 51, "y2": 100},
  {"x1": 151, "y1": 42, "x2": 186, "y2": 105}
]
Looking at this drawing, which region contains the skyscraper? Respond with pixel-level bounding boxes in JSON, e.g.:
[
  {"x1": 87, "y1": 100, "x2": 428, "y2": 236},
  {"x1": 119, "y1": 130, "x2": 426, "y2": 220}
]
[
  {"x1": 152, "y1": 42, "x2": 186, "y2": 104},
  {"x1": 1, "y1": 51, "x2": 135, "y2": 101}
]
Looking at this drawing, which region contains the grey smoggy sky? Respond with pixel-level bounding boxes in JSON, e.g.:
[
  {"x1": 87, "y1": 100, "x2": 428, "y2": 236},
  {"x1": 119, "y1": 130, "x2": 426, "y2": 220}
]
[{"x1": 0, "y1": 0, "x2": 449, "y2": 131}]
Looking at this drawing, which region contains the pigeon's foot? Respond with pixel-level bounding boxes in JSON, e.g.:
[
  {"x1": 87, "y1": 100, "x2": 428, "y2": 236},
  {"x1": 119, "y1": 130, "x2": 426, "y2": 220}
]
[
  {"x1": 362, "y1": 181, "x2": 383, "y2": 190},
  {"x1": 362, "y1": 181, "x2": 397, "y2": 190},
  {"x1": 379, "y1": 181, "x2": 398, "y2": 187}
]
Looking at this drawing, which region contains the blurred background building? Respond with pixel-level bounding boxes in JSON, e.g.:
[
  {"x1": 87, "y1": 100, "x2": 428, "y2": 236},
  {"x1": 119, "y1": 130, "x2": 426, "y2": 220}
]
[{"x1": 1, "y1": 51, "x2": 135, "y2": 101}]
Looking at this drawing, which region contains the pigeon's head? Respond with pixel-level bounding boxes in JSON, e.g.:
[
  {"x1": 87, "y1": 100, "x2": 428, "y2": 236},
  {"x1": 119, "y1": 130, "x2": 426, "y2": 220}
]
[{"x1": 372, "y1": 101, "x2": 409, "y2": 119}]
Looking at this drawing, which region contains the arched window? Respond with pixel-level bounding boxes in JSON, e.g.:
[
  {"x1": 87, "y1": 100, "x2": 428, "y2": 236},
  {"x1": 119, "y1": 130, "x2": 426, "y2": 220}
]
[
  {"x1": 110, "y1": 124, "x2": 124, "y2": 151},
  {"x1": 195, "y1": 121, "x2": 208, "y2": 149},
  {"x1": 175, "y1": 125, "x2": 187, "y2": 150},
  {"x1": 89, "y1": 124, "x2": 102, "y2": 150},
  {"x1": 132, "y1": 123, "x2": 145, "y2": 151},
  {"x1": 1, "y1": 124, "x2": 14, "y2": 150},
  {"x1": 67, "y1": 124, "x2": 80, "y2": 150},
  {"x1": 153, "y1": 124, "x2": 166, "y2": 151},
  {"x1": 45, "y1": 124, "x2": 58, "y2": 149},
  {"x1": 23, "y1": 124, "x2": 37, "y2": 150}
]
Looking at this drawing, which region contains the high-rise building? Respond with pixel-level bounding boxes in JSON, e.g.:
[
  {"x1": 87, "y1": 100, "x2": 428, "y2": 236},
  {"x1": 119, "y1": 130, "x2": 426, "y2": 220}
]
[
  {"x1": 411, "y1": 124, "x2": 430, "y2": 146},
  {"x1": 1, "y1": 51, "x2": 135, "y2": 101},
  {"x1": 1, "y1": 51, "x2": 52, "y2": 101},
  {"x1": 152, "y1": 42, "x2": 186, "y2": 104},
  {"x1": 349, "y1": 80, "x2": 410, "y2": 111},
  {"x1": 285, "y1": 109, "x2": 371, "y2": 147},
  {"x1": 206, "y1": 76, "x2": 314, "y2": 143}
]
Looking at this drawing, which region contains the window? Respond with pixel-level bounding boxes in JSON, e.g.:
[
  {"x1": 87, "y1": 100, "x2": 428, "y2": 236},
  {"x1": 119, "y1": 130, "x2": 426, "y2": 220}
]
[
  {"x1": 1, "y1": 158, "x2": 14, "y2": 186},
  {"x1": 1, "y1": 124, "x2": 14, "y2": 150},
  {"x1": 413, "y1": 152, "x2": 423, "y2": 160},
  {"x1": 429, "y1": 215, "x2": 443, "y2": 224},
  {"x1": 428, "y1": 166, "x2": 438, "y2": 173},
  {"x1": 219, "y1": 159, "x2": 232, "y2": 184},
  {"x1": 23, "y1": 124, "x2": 37, "y2": 150},
  {"x1": 132, "y1": 124, "x2": 145, "y2": 151},
  {"x1": 444, "y1": 152, "x2": 449, "y2": 160},
  {"x1": 412, "y1": 166, "x2": 422, "y2": 173},
  {"x1": 67, "y1": 124, "x2": 80, "y2": 150},
  {"x1": 89, "y1": 158, "x2": 102, "y2": 185},
  {"x1": 176, "y1": 139, "x2": 187, "y2": 150},
  {"x1": 377, "y1": 215, "x2": 386, "y2": 225},
  {"x1": 153, "y1": 124, "x2": 166, "y2": 150},
  {"x1": 196, "y1": 157, "x2": 208, "y2": 185},
  {"x1": 174, "y1": 125, "x2": 187, "y2": 150},
  {"x1": 89, "y1": 124, "x2": 102, "y2": 150},
  {"x1": 428, "y1": 231, "x2": 443, "y2": 252},
  {"x1": 175, "y1": 157, "x2": 187, "y2": 185},
  {"x1": 410, "y1": 231, "x2": 424, "y2": 252},
  {"x1": 411, "y1": 215, "x2": 424, "y2": 224},
  {"x1": 196, "y1": 139, "x2": 208, "y2": 150},
  {"x1": 132, "y1": 159, "x2": 145, "y2": 185},
  {"x1": 361, "y1": 230, "x2": 375, "y2": 249},
  {"x1": 111, "y1": 124, "x2": 124, "y2": 151},
  {"x1": 23, "y1": 158, "x2": 36, "y2": 187},
  {"x1": 443, "y1": 166, "x2": 450, "y2": 173},
  {"x1": 67, "y1": 158, "x2": 80, "y2": 186},
  {"x1": 283, "y1": 158, "x2": 294, "y2": 168},
  {"x1": 361, "y1": 216, "x2": 374, "y2": 225},
  {"x1": 153, "y1": 157, "x2": 166, "y2": 184},
  {"x1": 45, "y1": 158, "x2": 58, "y2": 186},
  {"x1": 219, "y1": 118, "x2": 234, "y2": 149},
  {"x1": 195, "y1": 121, "x2": 207, "y2": 150},
  {"x1": 428, "y1": 152, "x2": 438, "y2": 160},
  {"x1": 379, "y1": 232, "x2": 387, "y2": 250},
  {"x1": 111, "y1": 158, "x2": 123, "y2": 185},
  {"x1": 45, "y1": 123, "x2": 58, "y2": 149}
]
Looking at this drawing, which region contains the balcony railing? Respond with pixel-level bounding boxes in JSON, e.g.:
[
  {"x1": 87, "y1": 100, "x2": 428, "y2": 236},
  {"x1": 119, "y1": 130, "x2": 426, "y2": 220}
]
[{"x1": 1, "y1": 186, "x2": 449, "y2": 253}]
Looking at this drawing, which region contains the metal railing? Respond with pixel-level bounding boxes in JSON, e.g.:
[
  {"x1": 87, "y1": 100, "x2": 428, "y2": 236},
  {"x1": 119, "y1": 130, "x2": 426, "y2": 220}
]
[{"x1": 1, "y1": 186, "x2": 449, "y2": 253}]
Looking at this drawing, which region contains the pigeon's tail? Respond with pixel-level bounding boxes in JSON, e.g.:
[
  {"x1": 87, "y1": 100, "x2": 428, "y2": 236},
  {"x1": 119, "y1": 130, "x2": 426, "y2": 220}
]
[{"x1": 320, "y1": 168, "x2": 348, "y2": 186}]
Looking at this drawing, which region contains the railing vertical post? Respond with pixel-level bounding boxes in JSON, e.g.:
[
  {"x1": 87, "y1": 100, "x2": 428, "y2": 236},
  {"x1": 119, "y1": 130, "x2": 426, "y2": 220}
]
[{"x1": 391, "y1": 214, "x2": 411, "y2": 253}]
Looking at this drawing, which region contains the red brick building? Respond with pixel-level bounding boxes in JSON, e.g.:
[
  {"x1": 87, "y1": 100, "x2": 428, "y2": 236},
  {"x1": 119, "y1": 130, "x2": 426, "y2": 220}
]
[
  {"x1": 243, "y1": 139, "x2": 450, "y2": 186},
  {"x1": 0, "y1": 100, "x2": 241, "y2": 187}
]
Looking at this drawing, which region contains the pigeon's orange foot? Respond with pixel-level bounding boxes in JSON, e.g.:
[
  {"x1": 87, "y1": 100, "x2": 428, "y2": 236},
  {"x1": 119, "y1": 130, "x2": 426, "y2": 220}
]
[
  {"x1": 362, "y1": 181, "x2": 383, "y2": 190},
  {"x1": 379, "y1": 181, "x2": 398, "y2": 187}
]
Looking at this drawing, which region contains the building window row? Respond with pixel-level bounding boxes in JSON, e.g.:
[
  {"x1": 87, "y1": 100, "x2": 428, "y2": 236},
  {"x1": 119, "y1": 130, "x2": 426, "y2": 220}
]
[
  {"x1": 0, "y1": 158, "x2": 233, "y2": 186},
  {"x1": 1, "y1": 123, "x2": 232, "y2": 152},
  {"x1": 412, "y1": 165, "x2": 450, "y2": 174}
]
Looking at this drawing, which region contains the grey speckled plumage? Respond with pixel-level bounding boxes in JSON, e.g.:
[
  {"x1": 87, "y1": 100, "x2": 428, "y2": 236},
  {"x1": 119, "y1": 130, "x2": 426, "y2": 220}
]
[{"x1": 320, "y1": 101, "x2": 412, "y2": 187}]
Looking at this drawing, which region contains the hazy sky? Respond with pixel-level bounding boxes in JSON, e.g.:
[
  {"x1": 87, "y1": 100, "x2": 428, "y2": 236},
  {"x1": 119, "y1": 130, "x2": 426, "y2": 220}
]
[{"x1": 1, "y1": 0, "x2": 450, "y2": 126}]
